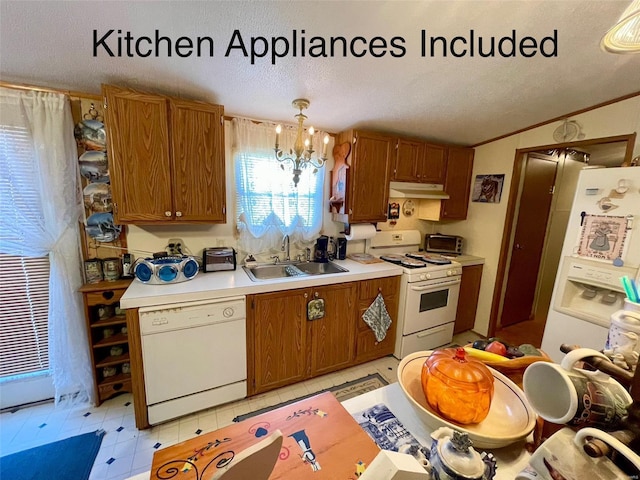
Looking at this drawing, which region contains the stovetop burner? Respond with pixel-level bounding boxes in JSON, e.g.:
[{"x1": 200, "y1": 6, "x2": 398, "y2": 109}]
[
  {"x1": 379, "y1": 254, "x2": 427, "y2": 268},
  {"x1": 405, "y1": 252, "x2": 452, "y2": 265}
]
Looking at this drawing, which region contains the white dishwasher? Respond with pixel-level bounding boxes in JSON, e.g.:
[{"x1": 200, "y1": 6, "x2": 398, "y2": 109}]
[{"x1": 139, "y1": 296, "x2": 247, "y2": 425}]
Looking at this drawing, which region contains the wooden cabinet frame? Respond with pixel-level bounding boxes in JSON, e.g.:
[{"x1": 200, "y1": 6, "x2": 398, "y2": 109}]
[{"x1": 103, "y1": 84, "x2": 226, "y2": 224}]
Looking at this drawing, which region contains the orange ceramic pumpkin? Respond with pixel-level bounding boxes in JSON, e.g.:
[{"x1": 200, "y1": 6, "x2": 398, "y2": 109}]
[{"x1": 421, "y1": 347, "x2": 495, "y2": 424}]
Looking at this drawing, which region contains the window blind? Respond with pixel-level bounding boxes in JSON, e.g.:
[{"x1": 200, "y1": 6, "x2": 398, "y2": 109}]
[
  {"x1": 235, "y1": 153, "x2": 322, "y2": 229},
  {"x1": 0, "y1": 123, "x2": 50, "y2": 380},
  {"x1": 0, "y1": 254, "x2": 50, "y2": 379}
]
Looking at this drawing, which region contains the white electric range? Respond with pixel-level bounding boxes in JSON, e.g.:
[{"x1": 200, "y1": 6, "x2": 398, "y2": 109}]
[{"x1": 368, "y1": 230, "x2": 462, "y2": 359}]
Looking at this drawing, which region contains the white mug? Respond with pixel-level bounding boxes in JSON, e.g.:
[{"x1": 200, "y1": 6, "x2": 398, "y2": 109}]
[
  {"x1": 523, "y1": 348, "x2": 632, "y2": 429},
  {"x1": 528, "y1": 427, "x2": 639, "y2": 480}
]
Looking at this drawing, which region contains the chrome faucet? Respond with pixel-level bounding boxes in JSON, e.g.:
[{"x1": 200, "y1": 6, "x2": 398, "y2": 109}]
[{"x1": 281, "y1": 234, "x2": 290, "y2": 262}]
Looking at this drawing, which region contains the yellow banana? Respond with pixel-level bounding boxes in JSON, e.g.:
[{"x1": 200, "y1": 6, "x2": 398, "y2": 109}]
[{"x1": 463, "y1": 346, "x2": 509, "y2": 363}]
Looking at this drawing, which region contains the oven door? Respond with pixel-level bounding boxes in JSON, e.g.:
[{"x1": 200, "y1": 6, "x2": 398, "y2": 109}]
[{"x1": 402, "y1": 277, "x2": 461, "y2": 335}]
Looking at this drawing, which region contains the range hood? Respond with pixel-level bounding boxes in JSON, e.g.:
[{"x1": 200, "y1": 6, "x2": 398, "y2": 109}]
[{"x1": 389, "y1": 181, "x2": 450, "y2": 200}]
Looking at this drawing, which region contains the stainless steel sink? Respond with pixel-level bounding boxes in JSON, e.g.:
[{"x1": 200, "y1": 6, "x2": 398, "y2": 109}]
[{"x1": 243, "y1": 261, "x2": 348, "y2": 282}]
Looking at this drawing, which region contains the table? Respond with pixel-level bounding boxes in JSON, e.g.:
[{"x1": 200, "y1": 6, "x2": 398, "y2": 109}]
[
  {"x1": 147, "y1": 392, "x2": 380, "y2": 479},
  {"x1": 130, "y1": 383, "x2": 532, "y2": 479}
]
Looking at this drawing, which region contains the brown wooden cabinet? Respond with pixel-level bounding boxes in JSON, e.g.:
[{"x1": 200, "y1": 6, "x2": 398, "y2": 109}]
[
  {"x1": 80, "y1": 279, "x2": 133, "y2": 405},
  {"x1": 422, "y1": 143, "x2": 447, "y2": 184},
  {"x1": 393, "y1": 137, "x2": 423, "y2": 182},
  {"x1": 247, "y1": 277, "x2": 400, "y2": 395},
  {"x1": 309, "y1": 283, "x2": 357, "y2": 376},
  {"x1": 103, "y1": 84, "x2": 226, "y2": 224},
  {"x1": 393, "y1": 138, "x2": 446, "y2": 185},
  {"x1": 247, "y1": 282, "x2": 357, "y2": 395},
  {"x1": 354, "y1": 276, "x2": 400, "y2": 364},
  {"x1": 334, "y1": 130, "x2": 393, "y2": 223},
  {"x1": 441, "y1": 146, "x2": 474, "y2": 220},
  {"x1": 247, "y1": 289, "x2": 309, "y2": 395},
  {"x1": 453, "y1": 264, "x2": 483, "y2": 334}
]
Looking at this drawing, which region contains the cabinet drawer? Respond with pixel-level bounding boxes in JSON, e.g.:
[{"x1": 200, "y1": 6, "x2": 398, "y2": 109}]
[
  {"x1": 85, "y1": 288, "x2": 126, "y2": 306},
  {"x1": 358, "y1": 276, "x2": 400, "y2": 300},
  {"x1": 98, "y1": 376, "x2": 132, "y2": 401}
]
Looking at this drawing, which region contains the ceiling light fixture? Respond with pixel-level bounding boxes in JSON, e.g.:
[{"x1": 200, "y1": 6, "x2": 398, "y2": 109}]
[
  {"x1": 601, "y1": 0, "x2": 640, "y2": 53},
  {"x1": 275, "y1": 99, "x2": 329, "y2": 186}
]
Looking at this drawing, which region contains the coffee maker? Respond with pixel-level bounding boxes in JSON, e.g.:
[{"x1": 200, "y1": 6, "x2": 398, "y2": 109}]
[{"x1": 314, "y1": 235, "x2": 330, "y2": 263}]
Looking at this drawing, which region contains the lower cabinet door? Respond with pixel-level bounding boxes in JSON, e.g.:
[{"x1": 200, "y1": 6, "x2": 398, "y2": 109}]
[
  {"x1": 248, "y1": 290, "x2": 308, "y2": 395},
  {"x1": 308, "y1": 283, "x2": 357, "y2": 377}
]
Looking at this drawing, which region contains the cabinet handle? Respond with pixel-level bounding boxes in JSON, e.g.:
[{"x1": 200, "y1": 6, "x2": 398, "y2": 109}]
[
  {"x1": 314, "y1": 292, "x2": 319, "y2": 298},
  {"x1": 349, "y1": 209, "x2": 353, "y2": 215},
  {"x1": 165, "y1": 211, "x2": 171, "y2": 217},
  {"x1": 175, "y1": 211, "x2": 182, "y2": 217},
  {"x1": 304, "y1": 293, "x2": 308, "y2": 298}
]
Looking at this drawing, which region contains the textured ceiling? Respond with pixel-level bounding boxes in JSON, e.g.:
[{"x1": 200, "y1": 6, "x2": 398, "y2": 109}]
[{"x1": 1, "y1": 1, "x2": 639, "y2": 146}]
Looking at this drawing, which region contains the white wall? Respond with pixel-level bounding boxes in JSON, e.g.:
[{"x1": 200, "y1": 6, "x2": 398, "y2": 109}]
[{"x1": 438, "y1": 95, "x2": 640, "y2": 336}]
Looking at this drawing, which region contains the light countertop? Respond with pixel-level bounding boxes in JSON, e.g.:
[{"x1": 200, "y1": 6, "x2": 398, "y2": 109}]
[{"x1": 120, "y1": 259, "x2": 403, "y2": 309}]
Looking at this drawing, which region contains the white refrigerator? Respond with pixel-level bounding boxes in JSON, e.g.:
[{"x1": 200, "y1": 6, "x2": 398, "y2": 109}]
[{"x1": 541, "y1": 166, "x2": 640, "y2": 362}]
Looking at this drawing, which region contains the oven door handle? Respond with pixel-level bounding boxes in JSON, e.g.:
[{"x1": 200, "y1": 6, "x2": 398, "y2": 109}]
[{"x1": 410, "y1": 278, "x2": 461, "y2": 291}]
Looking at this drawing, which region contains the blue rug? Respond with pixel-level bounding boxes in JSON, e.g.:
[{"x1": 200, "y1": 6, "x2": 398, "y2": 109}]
[{"x1": 0, "y1": 429, "x2": 105, "y2": 480}]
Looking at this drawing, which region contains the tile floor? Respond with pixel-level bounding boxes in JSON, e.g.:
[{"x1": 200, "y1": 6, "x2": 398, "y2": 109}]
[{"x1": 0, "y1": 332, "x2": 482, "y2": 480}]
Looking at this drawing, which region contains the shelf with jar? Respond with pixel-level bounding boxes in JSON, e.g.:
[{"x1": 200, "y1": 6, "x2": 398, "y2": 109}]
[{"x1": 79, "y1": 278, "x2": 133, "y2": 405}]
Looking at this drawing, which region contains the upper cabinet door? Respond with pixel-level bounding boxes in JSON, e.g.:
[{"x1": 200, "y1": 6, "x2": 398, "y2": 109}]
[
  {"x1": 169, "y1": 99, "x2": 226, "y2": 223},
  {"x1": 349, "y1": 131, "x2": 392, "y2": 223},
  {"x1": 421, "y1": 143, "x2": 447, "y2": 184},
  {"x1": 104, "y1": 85, "x2": 173, "y2": 223},
  {"x1": 441, "y1": 147, "x2": 474, "y2": 220},
  {"x1": 393, "y1": 138, "x2": 423, "y2": 182}
]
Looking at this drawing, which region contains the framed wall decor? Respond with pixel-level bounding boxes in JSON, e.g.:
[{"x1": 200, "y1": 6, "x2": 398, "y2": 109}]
[{"x1": 472, "y1": 174, "x2": 505, "y2": 203}]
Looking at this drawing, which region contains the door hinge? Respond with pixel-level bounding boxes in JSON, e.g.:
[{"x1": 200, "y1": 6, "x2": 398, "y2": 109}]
[
  {"x1": 353, "y1": 137, "x2": 357, "y2": 144},
  {"x1": 113, "y1": 202, "x2": 118, "y2": 214},
  {"x1": 549, "y1": 185, "x2": 555, "y2": 194},
  {"x1": 103, "y1": 96, "x2": 107, "y2": 110},
  {"x1": 222, "y1": 206, "x2": 226, "y2": 214},
  {"x1": 220, "y1": 116, "x2": 223, "y2": 125}
]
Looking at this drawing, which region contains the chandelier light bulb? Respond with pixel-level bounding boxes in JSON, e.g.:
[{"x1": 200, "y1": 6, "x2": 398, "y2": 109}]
[{"x1": 274, "y1": 99, "x2": 327, "y2": 186}]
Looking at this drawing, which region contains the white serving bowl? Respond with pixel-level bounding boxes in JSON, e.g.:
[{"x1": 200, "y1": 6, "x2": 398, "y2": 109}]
[{"x1": 398, "y1": 350, "x2": 536, "y2": 449}]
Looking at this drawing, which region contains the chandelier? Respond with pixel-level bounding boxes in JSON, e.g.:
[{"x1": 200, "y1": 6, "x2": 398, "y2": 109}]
[
  {"x1": 602, "y1": 0, "x2": 640, "y2": 53},
  {"x1": 274, "y1": 99, "x2": 329, "y2": 186}
]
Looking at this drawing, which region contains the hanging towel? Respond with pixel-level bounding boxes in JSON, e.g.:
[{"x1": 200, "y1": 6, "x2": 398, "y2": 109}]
[{"x1": 362, "y1": 293, "x2": 392, "y2": 342}]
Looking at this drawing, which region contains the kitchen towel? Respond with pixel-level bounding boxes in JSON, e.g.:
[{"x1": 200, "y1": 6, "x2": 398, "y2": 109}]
[{"x1": 362, "y1": 293, "x2": 392, "y2": 342}]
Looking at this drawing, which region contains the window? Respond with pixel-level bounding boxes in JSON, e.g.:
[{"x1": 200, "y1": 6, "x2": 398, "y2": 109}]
[
  {"x1": 0, "y1": 254, "x2": 50, "y2": 380},
  {"x1": 0, "y1": 122, "x2": 50, "y2": 381},
  {"x1": 233, "y1": 118, "x2": 325, "y2": 253}
]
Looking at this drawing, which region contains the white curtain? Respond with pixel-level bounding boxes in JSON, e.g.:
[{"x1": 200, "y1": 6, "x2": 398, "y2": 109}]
[
  {"x1": 0, "y1": 87, "x2": 94, "y2": 407},
  {"x1": 233, "y1": 117, "x2": 325, "y2": 255}
]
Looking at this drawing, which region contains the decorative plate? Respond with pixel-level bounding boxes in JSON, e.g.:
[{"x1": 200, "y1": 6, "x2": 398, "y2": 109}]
[
  {"x1": 75, "y1": 119, "x2": 107, "y2": 151},
  {"x1": 403, "y1": 200, "x2": 416, "y2": 216},
  {"x1": 83, "y1": 182, "x2": 112, "y2": 213},
  {"x1": 397, "y1": 350, "x2": 536, "y2": 449},
  {"x1": 85, "y1": 212, "x2": 121, "y2": 243},
  {"x1": 80, "y1": 150, "x2": 109, "y2": 182}
]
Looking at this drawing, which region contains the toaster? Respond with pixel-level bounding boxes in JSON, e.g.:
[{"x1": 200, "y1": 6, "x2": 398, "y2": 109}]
[{"x1": 203, "y1": 247, "x2": 237, "y2": 272}]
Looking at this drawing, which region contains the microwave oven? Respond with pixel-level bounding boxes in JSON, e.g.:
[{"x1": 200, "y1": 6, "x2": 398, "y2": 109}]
[{"x1": 424, "y1": 234, "x2": 463, "y2": 255}]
